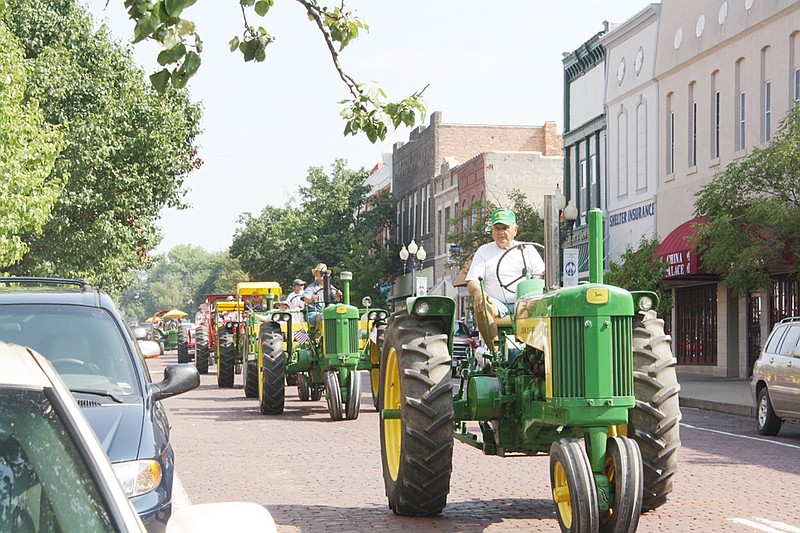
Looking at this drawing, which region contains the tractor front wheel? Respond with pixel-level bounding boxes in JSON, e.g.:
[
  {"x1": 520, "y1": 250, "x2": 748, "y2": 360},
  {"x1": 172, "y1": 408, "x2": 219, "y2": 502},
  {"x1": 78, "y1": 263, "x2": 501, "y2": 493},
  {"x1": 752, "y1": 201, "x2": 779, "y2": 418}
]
[
  {"x1": 259, "y1": 325, "x2": 285, "y2": 415},
  {"x1": 297, "y1": 374, "x2": 311, "y2": 401},
  {"x1": 369, "y1": 321, "x2": 386, "y2": 411},
  {"x1": 216, "y1": 331, "x2": 235, "y2": 388},
  {"x1": 379, "y1": 313, "x2": 453, "y2": 516},
  {"x1": 549, "y1": 438, "x2": 599, "y2": 533},
  {"x1": 177, "y1": 328, "x2": 190, "y2": 363},
  {"x1": 244, "y1": 359, "x2": 259, "y2": 398},
  {"x1": 195, "y1": 327, "x2": 209, "y2": 374},
  {"x1": 345, "y1": 370, "x2": 362, "y2": 420},
  {"x1": 325, "y1": 370, "x2": 343, "y2": 421},
  {"x1": 599, "y1": 436, "x2": 643, "y2": 533},
  {"x1": 630, "y1": 310, "x2": 681, "y2": 512}
]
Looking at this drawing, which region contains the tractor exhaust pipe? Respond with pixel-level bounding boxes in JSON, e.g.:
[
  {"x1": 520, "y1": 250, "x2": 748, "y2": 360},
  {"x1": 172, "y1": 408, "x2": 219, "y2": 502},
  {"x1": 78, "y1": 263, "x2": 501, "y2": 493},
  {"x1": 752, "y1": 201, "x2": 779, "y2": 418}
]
[{"x1": 543, "y1": 194, "x2": 560, "y2": 291}]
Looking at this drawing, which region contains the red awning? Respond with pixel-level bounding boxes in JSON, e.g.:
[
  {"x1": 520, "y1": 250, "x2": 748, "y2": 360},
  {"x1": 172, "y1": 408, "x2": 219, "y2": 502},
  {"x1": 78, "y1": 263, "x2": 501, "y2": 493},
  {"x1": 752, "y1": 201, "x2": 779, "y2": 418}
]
[{"x1": 656, "y1": 217, "x2": 707, "y2": 278}]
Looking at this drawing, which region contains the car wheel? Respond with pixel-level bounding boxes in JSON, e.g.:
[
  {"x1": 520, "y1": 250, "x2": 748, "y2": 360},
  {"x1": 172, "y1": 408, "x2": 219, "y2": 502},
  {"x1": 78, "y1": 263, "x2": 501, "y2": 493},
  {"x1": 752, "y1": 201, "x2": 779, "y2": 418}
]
[{"x1": 756, "y1": 387, "x2": 782, "y2": 436}]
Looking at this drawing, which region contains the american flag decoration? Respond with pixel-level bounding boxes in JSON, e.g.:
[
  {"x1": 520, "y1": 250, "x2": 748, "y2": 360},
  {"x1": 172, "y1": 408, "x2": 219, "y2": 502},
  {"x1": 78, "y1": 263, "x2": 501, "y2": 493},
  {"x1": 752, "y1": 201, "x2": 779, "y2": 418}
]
[
  {"x1": 369, "y1": 327, "x2": 378, "y2": 344},
  {"x1": 294, "y1": 328, "x2": 310, "y2": 344}
]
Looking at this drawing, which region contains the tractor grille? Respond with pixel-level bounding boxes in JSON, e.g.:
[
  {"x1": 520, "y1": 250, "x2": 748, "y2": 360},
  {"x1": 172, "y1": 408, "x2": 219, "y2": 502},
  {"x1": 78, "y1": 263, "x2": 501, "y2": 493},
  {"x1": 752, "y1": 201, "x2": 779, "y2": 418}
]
[
  {"x1": 551, "y1": 316, "x2": 633, "y2": 398},
  {"x1": 324, "y1": 317, "x2": 359, "y2": 354}
]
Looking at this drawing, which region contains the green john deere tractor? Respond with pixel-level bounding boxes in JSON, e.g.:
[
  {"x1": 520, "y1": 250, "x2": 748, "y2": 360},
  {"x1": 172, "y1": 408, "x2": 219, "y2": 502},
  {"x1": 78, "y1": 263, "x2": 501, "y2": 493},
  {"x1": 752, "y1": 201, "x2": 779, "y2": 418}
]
[
  {"x1": 378, "y1": 197, "x2": 681, "y2": 533},
  {"x1": 256, "y1": 271, "x2": 388, "y2": 420}
]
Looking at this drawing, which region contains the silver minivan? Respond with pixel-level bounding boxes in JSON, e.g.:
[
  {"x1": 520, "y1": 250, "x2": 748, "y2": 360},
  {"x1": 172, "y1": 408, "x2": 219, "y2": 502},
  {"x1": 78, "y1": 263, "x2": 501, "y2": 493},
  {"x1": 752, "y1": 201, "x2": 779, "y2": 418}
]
[{"x1": 751, "y1": 317, "x2": 800, "y2": 435}]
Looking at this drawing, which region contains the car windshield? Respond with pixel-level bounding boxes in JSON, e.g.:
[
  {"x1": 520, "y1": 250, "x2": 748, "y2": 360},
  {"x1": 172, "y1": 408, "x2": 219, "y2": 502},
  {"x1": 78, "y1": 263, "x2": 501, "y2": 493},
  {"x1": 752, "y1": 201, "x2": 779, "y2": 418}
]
[
  {"x1": 0, "y1": 305, "x2": 141, "y2": 399},
  {"x1": 0, "y1": 388, "x2": 115, "y2": 531}
]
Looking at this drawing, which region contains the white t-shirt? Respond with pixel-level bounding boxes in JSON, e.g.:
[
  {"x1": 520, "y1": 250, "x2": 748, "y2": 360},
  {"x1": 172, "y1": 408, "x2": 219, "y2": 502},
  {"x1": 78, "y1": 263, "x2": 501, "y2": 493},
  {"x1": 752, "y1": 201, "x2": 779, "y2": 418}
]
[
  {"x1": 465, "y1": 241, "x2": 544, "y2": 304},
  {"x1": 286, "y1": 290, "x2": 305, "y2": 310}
]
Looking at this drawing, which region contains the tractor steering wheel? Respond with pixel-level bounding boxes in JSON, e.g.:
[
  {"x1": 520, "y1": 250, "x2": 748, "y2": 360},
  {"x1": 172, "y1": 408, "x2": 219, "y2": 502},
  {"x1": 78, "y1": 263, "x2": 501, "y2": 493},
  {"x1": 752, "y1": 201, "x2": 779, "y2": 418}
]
[{"x1": 496, "y1": 242, "x2": 545, "y2": 293}]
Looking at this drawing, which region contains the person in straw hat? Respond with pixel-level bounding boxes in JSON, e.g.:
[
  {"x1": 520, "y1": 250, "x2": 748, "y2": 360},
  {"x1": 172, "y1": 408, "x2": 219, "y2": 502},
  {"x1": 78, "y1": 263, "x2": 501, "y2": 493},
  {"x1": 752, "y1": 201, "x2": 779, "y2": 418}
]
[{"x1": 303, "y1": 262, "x2": 342, "y2": 326}]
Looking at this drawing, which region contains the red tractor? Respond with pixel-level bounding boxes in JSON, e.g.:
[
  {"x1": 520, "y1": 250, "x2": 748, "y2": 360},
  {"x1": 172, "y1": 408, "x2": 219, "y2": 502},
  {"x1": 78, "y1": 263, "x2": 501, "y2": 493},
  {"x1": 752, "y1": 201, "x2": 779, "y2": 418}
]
[{"x1": 193, "y1": 294, "x2": 234, "y2": 374}]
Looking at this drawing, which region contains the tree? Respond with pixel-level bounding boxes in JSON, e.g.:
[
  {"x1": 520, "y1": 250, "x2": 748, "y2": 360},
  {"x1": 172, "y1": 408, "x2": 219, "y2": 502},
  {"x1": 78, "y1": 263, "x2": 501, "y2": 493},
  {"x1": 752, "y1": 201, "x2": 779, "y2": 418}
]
[
  {"x1": 230, "y1": 159, "x2": 398, "y2": 306},
  {"x1": 0, "y1": 23, "x2": 66, "y2": 267},
  {"x1": 119, "y1": 246, "x2": 248, "y2": 320},
  {"x1": 693, "y1": 105, "x2": 800, "y2": 295},
  {"x1": 605, "y1": 237, "x2": 672, "y2": 317},
  {"x1": 118, "y1": 0, "x2": 426, "y2": 142},
  {"x1": 447, "y1": 190, "x2": 544, "y2": 270},
  {"x1": 3, "y1": 0, "x2": 202, "y2": 292}
]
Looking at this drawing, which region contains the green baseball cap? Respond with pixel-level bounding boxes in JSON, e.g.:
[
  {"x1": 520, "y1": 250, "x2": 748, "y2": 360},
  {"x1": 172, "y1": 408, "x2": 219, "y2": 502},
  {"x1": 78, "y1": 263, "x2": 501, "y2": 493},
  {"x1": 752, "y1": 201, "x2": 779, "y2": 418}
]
[{"x1": 491, "y1": 209, "x2": 516, "y2": 226}]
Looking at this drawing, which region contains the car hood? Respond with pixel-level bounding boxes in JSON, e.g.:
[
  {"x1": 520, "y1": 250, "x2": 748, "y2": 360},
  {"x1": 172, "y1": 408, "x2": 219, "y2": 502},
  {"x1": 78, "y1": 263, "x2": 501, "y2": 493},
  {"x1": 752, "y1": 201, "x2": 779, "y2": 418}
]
[{"x1": 82, "y1": 404, "x2": 145, "y2": 463}]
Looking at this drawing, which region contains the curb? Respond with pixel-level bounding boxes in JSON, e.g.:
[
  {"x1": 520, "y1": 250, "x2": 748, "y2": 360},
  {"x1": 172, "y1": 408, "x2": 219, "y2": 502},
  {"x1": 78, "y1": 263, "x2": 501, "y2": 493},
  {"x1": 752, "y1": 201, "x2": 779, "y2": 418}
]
[{"x1": 679, "y1": 397, "x2": 755, "y2": 418}]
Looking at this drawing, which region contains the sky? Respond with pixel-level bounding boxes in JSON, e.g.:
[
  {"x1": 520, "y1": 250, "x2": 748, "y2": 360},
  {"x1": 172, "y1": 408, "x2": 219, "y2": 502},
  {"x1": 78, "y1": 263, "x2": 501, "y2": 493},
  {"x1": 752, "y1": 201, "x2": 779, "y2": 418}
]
[{"x1": 85, "y1": 0, "x2": 653, "y2": 254}]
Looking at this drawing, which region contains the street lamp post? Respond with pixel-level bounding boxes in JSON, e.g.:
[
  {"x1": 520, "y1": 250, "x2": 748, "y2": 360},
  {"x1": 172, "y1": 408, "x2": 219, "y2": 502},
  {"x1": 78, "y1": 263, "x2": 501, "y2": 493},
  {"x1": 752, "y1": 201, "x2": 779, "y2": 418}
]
[
  {"x1": 549, "y1": 186, "x2": 579, "y2": 289},
  {"x1": 399, "y1": 239, "x2": 427, "y2": 296}
]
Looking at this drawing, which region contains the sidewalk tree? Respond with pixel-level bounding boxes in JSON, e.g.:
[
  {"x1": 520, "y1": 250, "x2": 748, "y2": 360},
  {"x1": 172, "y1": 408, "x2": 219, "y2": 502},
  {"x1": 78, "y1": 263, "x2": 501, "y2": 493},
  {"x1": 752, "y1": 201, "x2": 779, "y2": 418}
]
[
  {"x1": 230, "y1": 159, "x2": 398, "y2": 306},
  {"x1": 0, "y1": 24, "x2": 65, "y2": 267},
  {"x1": 693, "y1": 105, "x2": 800, "y2": 295},
  {"x1": 115, "y1": 0, "x2": 426, "y2": 142},
  {"x1": 2, "y1": 0, "x2": 202, "y2": 292},
  {"x1": 605, "y1": 237, "x2": 672, "y2": 317}
]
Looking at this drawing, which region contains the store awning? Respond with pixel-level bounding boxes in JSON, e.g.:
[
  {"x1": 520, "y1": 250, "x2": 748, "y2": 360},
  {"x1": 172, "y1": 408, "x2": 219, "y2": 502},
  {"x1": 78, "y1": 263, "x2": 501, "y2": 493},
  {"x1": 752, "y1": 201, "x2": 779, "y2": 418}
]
[{"x1": 656, "y1": 217, "x2": 707, "y2": 278}]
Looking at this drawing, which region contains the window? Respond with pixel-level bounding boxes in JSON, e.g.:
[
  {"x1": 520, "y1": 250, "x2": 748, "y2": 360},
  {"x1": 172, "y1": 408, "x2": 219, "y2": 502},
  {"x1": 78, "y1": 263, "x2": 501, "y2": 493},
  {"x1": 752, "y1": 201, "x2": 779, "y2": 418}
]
[
  {"x1": 689, "y1": 82, "x2": 697, "y2": 167},
  {"x1": 738, "y1": 91, "x2": 746, "y2": 150},
  {"x1": 669, "y1": 112, "x2": 675, "y2": 174},
  {"x1": 690, "y1": 100, "x2": 697, "y2": 167},
  {"x1": 764, "y1": 80, "x2": 772, "y2": 141},
  {"x1": 777, "y1": 325, "x2": 800, "y2": 356},
  {"x1": 713, "y1": 90, "x2": 720, "y2": 159},
  {"x1": 580, "y1": 156, "x2": 588, "y2": 222},
  {"x1": 795, "y1": 68, "x2": 800, "y2": 102},
  {"x1": 675, "y1": 284, "x2": 718, "y2": 365},
  {"x1": 636, "y1": 99, "x2": 647, "y2": 190},
  {"x1": 666, "y1": 93, "x2": 674, "y2": 175},
  {"x1": 617, "y1": 108, "x2": 628, "y2": 196}
]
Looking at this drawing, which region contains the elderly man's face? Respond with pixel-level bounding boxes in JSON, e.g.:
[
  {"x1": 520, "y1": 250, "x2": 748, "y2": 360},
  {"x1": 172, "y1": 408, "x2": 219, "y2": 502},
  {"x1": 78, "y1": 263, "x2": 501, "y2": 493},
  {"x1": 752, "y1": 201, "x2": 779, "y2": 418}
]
[{"x1": 492, "y1": 223, "x2": 517, "y2": 249}]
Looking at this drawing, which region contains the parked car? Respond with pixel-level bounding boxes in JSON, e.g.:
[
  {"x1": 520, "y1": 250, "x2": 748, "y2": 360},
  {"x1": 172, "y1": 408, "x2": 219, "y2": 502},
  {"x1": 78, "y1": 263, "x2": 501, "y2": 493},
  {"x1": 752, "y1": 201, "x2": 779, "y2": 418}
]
[
  {"x1": 0, "y1": 277, "x2": 200, "y2": 531},
  {"x1": 751, "y1": 316, "x2": 800, "y2": 435},
  {"x1": 0, "y1": 341, "x2": 276, "y2": 532},
  {"x1": 452, "y1": 320, "x2": 478, "y2": 376}
]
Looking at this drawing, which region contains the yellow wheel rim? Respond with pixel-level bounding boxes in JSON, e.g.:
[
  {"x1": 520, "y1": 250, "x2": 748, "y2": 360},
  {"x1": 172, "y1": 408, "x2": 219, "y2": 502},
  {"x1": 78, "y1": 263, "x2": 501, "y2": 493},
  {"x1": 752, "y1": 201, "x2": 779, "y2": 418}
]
[
  {"x1": 552, "y1": 461, "x2": 573, "y2": 528},
  {"x1": 383, "y1": 346, "x2": 401, "y2": 480}
]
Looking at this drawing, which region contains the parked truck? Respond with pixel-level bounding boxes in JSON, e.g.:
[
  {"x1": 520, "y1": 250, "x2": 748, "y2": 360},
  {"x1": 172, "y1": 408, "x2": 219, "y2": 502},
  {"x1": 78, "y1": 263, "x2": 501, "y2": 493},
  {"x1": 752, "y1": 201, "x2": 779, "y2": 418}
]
[{"x1": 377, "y1": 197, "x2": 681, "y2": 532}]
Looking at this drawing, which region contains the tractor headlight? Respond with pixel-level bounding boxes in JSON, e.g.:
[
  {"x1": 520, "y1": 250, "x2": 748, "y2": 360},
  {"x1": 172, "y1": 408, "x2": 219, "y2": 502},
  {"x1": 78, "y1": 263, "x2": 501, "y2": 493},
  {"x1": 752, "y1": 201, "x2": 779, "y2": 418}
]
[
  {"x1": 362, "y1": 296, "x2": 372, "y2": 308},
  {"x1": 637, "y1": 295, "x2": 654, "y2": 311},
  {"x1": 414, "y1": 301, "x2": 430, "y2": 316},
  {"x1": 368, "y1": 311, "x2": 377, "y2": 320}
]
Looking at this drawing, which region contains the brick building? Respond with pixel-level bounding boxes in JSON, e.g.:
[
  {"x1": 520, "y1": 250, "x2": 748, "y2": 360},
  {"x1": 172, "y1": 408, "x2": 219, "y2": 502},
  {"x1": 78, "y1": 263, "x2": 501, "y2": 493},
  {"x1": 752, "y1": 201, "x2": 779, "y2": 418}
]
[{"x1": 391, "y1": 111, "x2": 562, "y2": 309}]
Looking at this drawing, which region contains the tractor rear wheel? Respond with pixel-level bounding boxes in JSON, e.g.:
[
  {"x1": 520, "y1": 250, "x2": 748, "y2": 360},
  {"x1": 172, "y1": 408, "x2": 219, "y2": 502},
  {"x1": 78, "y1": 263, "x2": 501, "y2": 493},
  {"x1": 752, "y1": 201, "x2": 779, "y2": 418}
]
[
  {"x1": 177, "y1": 328, "x2": 190, "y2": 363},
  {"x1": 244, "y1": 359, "x2": 259, "y2": 398},
  {"x1": 195, "y1": 327, "x2": 209, "y2": 374},
  {"x1": 297, "y1": 374, "x2": 311, "y2": 401},
  {"x1": 259, "y1": 325, "x2": 285, "y2": 415},
  {"x1": 599, "y1": 436, "x2": 643, "y2": 533},
  {"x1": 379, "y1": 314, "x2": 453, "y2": 516},
  {"x1": 325, "y1": 370, "x2": 343, "y2": 421},
  {"x1": 630, "y1": 310, "x2": 681, "y2": 512},
  {"x1": 549, "y1": 438, "x2": 599, "y2": 533},
  {"x1": 369, "y1": 321, "x2": 386, "y2": 411},
  {"x1": 345, "y1": 369, "x2": 362, "y2": 420},
  {"x1": 216, "y1": 331, "x2": 235, "y2": 388}
]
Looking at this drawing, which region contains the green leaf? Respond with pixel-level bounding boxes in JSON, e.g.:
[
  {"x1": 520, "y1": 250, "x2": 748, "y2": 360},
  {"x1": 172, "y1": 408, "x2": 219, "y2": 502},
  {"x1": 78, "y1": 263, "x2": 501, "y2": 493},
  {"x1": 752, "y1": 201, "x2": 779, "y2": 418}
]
[
  {"x1": 254, "y1": 0, "x2": 273, "y2": 17},
  {"x1": 149, "y1": 68, "x2": 170, "y2": 93},
  {"x1": 133, "y1": 13, "x2": 159, "y2": 43},
  {"x1": 229, "y1": 36, "x2": 240, "y2": 52},
  {"x1": 157, "y1": 43, "x2": 186, "y2": 66},
  {"x1": 165, "y1": 0, "x2": 190, "y2": 17}
]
